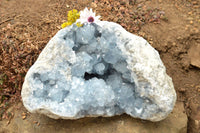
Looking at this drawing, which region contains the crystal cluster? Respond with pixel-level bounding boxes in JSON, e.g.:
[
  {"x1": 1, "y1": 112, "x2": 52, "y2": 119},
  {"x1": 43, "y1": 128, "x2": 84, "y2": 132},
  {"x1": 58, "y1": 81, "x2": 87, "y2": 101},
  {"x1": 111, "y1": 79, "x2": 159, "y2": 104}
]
[{"x1": 21, "y1": 21, "x2": 176, "y2": 121}]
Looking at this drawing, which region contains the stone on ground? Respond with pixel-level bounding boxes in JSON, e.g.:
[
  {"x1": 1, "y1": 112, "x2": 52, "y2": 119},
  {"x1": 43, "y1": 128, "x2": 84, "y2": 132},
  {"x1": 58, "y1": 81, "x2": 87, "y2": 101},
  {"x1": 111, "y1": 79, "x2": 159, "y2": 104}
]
[
  {"x1": 188, "y1": 44, "x2": 200, "y2": 68},
  {"x1": 21, "y1": 21, "x2": 176, "y2": 121}
]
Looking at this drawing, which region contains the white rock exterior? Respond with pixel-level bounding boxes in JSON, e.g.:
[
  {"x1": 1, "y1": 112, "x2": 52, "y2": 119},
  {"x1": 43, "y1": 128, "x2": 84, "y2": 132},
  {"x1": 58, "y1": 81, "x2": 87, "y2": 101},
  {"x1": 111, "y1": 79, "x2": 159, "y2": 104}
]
[{"x1": 21, "y1": 21, "x2": 176, "y2": 122}]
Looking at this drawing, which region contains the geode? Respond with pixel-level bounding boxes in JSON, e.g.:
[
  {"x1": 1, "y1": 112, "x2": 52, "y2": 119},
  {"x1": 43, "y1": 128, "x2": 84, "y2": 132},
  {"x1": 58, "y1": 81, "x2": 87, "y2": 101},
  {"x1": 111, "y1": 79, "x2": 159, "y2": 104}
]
[{"x1": 21, "y1": 21, "x2": 176, "y2": 122}]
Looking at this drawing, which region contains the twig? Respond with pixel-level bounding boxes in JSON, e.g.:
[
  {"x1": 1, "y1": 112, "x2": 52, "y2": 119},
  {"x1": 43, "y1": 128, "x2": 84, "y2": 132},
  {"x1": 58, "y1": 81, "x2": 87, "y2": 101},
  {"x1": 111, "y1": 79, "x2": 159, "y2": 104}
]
[
  {"x1": 0, "y1": 93, "x2": 12, "y2": 97},
  {"x1": 0, "y1": 18, "x2": 13, "y2": 25}
]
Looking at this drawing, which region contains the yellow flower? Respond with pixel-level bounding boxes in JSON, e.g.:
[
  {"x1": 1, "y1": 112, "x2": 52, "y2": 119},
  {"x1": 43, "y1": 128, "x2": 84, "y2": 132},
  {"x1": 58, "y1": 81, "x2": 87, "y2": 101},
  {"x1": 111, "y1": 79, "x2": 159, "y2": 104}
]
[
  {"x1": 61, "y1": 9, "x2": 82, "y2": 28},
  {"x1": 76, "y1": 22, "x2": 83, "y2": 27},
  {"x1": 72, "y1": 9, "x2": 78, "y2": 13},
  {"x1": 61, "y1": 21, "x2": 72, "y2": 28},
  {"x1": 68, "y1": 10, "x2": 73, "y2": 17}
]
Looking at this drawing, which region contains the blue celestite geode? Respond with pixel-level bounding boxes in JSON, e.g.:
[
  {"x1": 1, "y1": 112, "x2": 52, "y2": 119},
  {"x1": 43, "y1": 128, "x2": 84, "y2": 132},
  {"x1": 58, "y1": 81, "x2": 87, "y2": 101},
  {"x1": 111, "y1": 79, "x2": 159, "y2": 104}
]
[{"x1": 21, "y1": 21, "x2": 176, "y2": 121}]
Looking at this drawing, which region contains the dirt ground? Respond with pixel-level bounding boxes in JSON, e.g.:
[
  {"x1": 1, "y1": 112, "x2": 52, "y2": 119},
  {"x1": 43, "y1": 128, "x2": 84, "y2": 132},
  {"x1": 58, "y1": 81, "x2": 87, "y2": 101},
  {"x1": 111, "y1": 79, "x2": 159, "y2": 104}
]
[
  {"x1": 0, "y1": 0, "x2": 200, "y2": 132},
  {"x1": 0, "y1": 102, "x2": 188, "y2": 133}
]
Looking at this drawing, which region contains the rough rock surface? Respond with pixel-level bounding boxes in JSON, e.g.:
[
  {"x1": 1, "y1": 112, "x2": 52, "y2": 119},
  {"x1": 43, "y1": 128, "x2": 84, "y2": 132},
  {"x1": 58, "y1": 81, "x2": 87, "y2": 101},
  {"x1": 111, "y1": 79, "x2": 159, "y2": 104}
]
[
  {"x1": 188, "y1": 102, "x2": 200, "y2": 133},
  {"x1": 188, "y1": 44, "x2": 200, "y2": 68},
  {"x1": 21, "y1": 21, "x2": 176, "y2": 121}
]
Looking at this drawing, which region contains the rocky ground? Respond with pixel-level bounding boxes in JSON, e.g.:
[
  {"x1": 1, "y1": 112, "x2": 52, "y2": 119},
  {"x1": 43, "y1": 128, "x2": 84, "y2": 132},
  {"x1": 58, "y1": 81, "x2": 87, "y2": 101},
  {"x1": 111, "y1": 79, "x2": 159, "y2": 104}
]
[{"x1": 0, "y1": 0, "x2": 200, "y2": 132}]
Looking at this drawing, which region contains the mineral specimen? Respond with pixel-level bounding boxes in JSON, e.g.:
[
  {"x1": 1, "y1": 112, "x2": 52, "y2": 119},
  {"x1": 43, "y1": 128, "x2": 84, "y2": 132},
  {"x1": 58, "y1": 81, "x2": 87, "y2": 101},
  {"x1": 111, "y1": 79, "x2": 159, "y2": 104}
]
[{"x1": 21, "y1": 21, "x2": 176, "y2": 122}]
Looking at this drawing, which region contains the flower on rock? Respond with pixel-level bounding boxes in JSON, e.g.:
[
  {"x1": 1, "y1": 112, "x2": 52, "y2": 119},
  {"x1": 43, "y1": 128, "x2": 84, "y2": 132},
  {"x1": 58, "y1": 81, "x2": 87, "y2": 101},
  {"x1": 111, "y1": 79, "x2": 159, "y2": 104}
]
[
  {"x1": 61, "y1": 8, "x2": 100, "y2": 28},
  {"x1": 76, "y1": 8, "x2": 101, "y2": 24},
  {"x1": 61, "y1": 9, "x2": 82, "y2": 28}
]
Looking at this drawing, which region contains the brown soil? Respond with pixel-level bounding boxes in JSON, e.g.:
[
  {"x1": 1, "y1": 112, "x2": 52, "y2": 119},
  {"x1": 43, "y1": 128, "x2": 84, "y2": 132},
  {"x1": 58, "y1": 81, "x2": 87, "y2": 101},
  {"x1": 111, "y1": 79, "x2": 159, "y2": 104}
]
[
  {"x1": 0, "y1": 102, "x2": 188, "y2": 133},
  {"x1": 0, "y1": 0, "x2": 200, "y2": 132}
]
